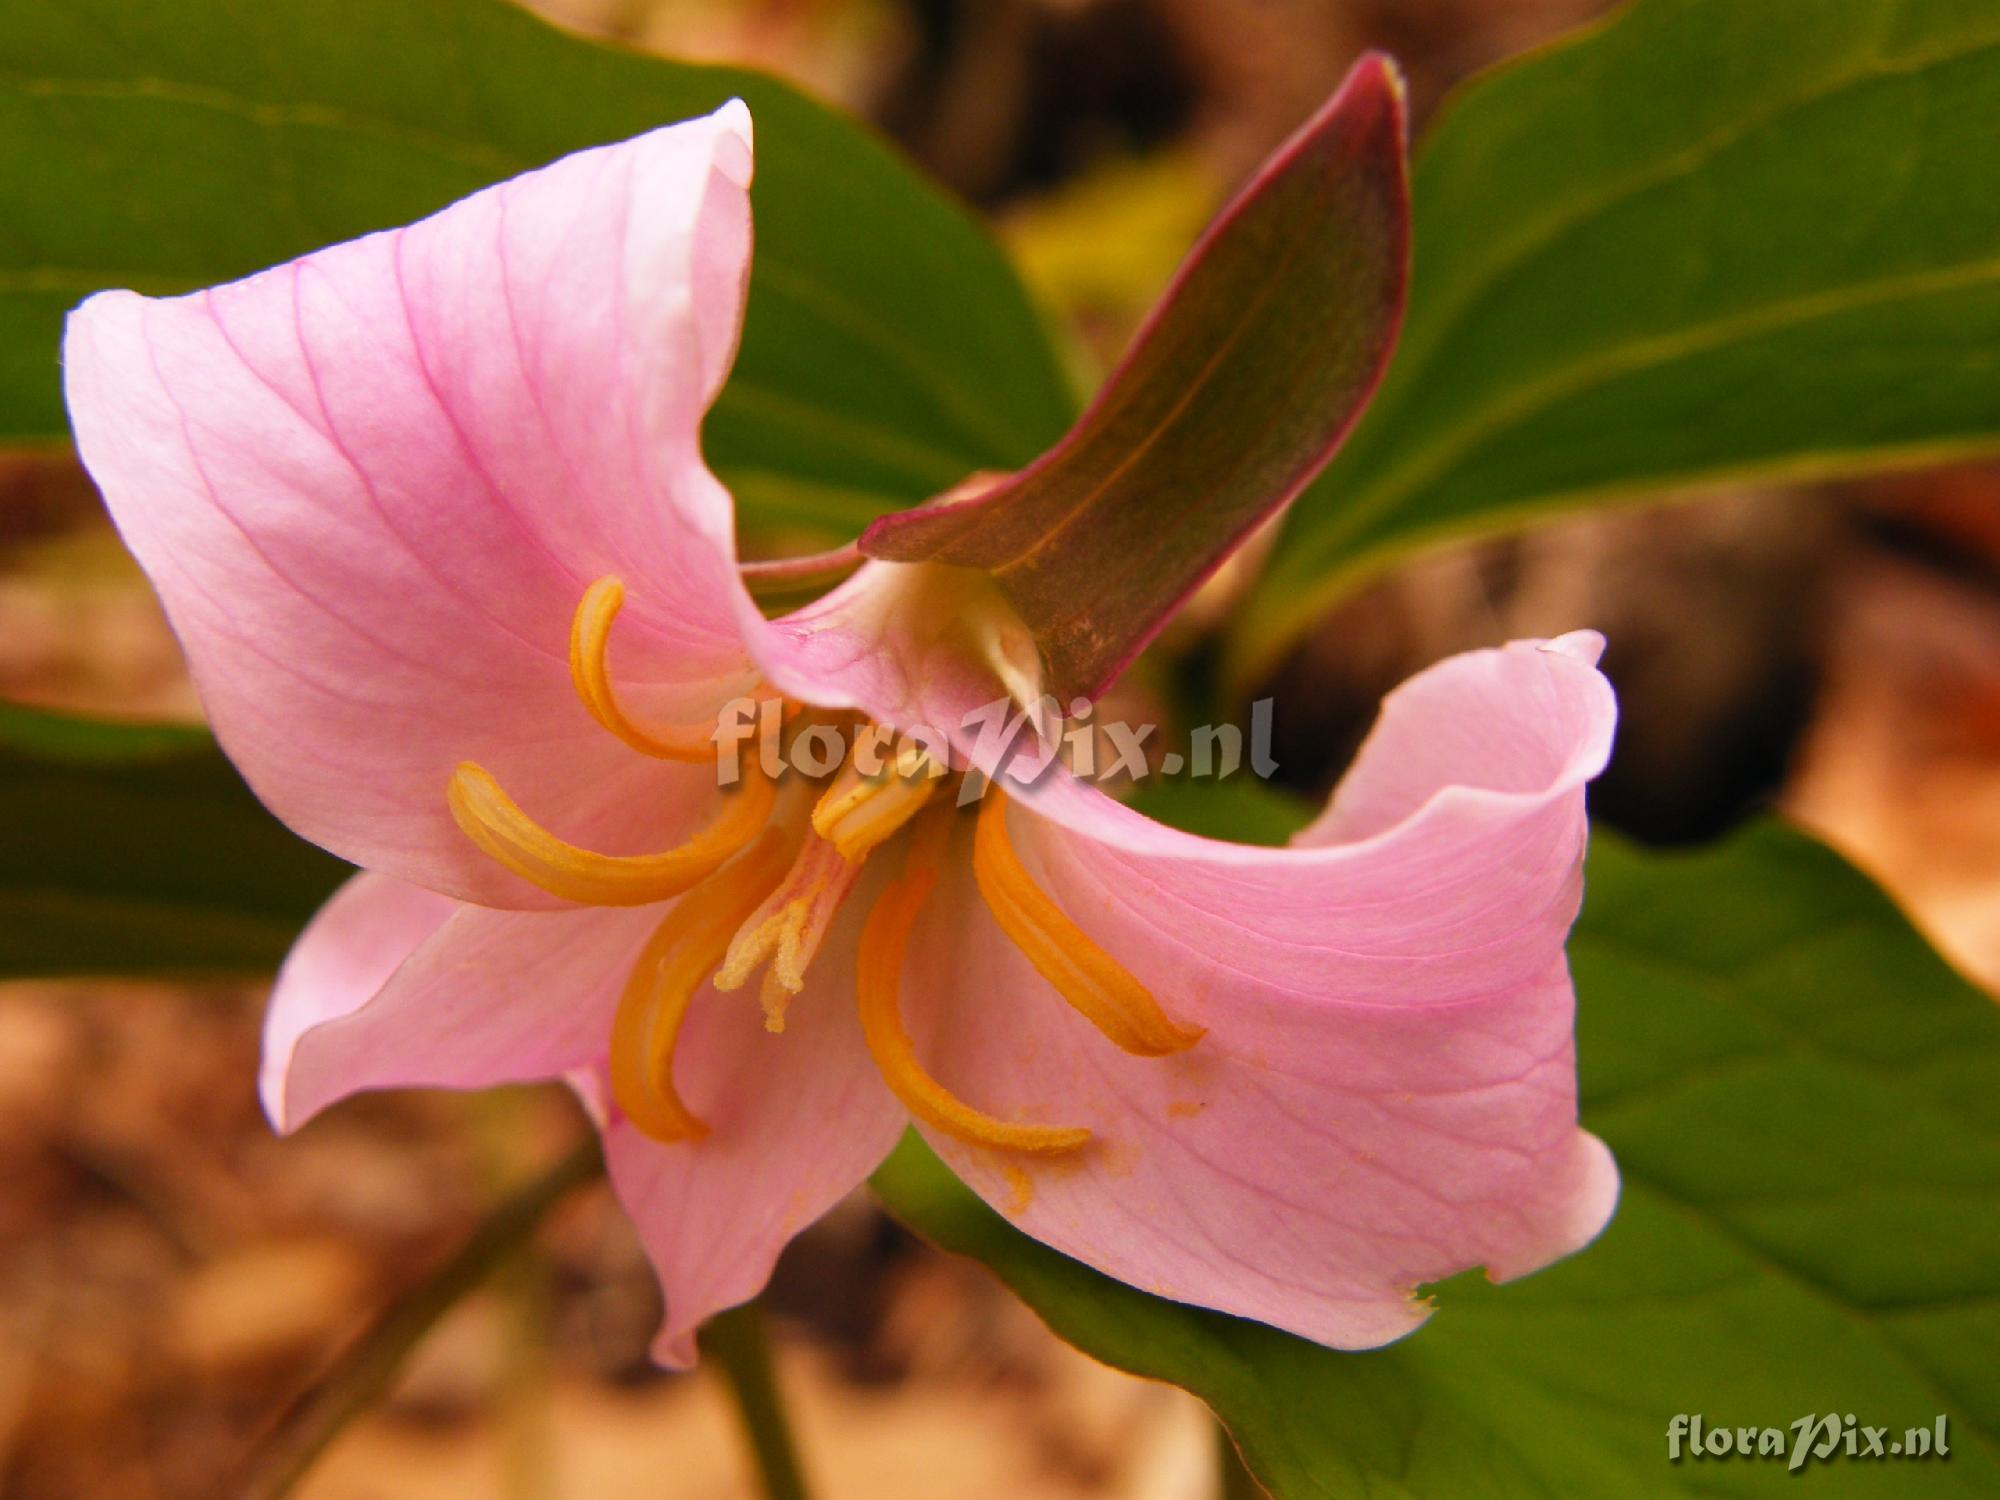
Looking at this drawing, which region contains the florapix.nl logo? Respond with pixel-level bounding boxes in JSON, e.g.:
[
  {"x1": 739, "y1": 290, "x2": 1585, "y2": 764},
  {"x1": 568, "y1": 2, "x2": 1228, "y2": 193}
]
[
  {"x1": 709, "y1": 694, "x2": 1280, "y2": 803},
  {"x1": 1667, "y1": 1413, "x2": 1951, "y2": 1473}
]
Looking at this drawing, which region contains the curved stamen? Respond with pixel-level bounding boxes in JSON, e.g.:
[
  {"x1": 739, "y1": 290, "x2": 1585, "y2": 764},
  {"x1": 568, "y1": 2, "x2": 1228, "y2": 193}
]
[
  {"x1": 858, "y1": 805, "x2": 1090, "y2": 1156},
  {"x1": 569, "y1": 576, "x2": 730, "y2": 762},
  {"x1": 447, "y1": 759, "x2": 774, "y2": 906},
  {"x1": 811, "y1": 729, "x2": 943, "y2": 860},
  {"x1": 609, "y1": 827, "x2": 798, "y2": 1142},
  {"x1": 973, "y1": 788, "x2": 1204, "y2": 1057}
]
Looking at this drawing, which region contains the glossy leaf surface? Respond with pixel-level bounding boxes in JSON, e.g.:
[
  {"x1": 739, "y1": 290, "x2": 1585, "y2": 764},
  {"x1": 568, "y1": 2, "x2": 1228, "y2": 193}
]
[{"x1": 1238, "y1": 0, "x2": 2000, "y2": 680}]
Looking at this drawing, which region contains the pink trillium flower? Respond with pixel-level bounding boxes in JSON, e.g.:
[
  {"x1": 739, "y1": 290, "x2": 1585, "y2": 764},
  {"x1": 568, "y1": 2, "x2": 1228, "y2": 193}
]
[{"x1": 64, "y1": 99, "x2": 1619, "y2": 1365}]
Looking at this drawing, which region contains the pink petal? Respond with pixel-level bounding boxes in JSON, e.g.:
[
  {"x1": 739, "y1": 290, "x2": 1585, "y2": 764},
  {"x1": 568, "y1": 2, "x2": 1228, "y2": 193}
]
[
  {"x1": 904, "y1": 636, "x2": 1618, "y2": 1348},
  {"x1": 1298, "y1": 629, "x2": 1613, "y2": 845},
  {"x1": 265, "y1": 871, "x2": 666, "y2": 1132},
  {"x1": 261, "y1": 871, "x2": 454, "y2": 1128},
  {"x1": 594, "y1": 899, "x2": 906, "y2": 1367},
  {"x1": 748, "y1": 560, "x2": 1022, "y2": 769},
  {"x1": 65, "y1": 105, "x2": 758, "y2": 904}
]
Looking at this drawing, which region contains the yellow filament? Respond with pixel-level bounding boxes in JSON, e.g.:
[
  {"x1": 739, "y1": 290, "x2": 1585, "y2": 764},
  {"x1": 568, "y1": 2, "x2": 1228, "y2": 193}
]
[
  {"x1": 857, "y1": 805, "x2": 1091, "y2": 1155},
  {"x1": 569, "y1": 576, "x2": 728, "y2": 762},
  {"x1": 973, "y1": 788, "x2": 1204, "y2": 1057},
  {"x1": 712, "y1": 835, "x2": 860, "y2": 1028},
  {"x1": 811, "y1": 731, "x2": 942, "y2": 860},
  {"x1": 609, "y1": 828, "x2": 797, "y2": 1142},
  {"x1": 447, "y1": 759, "x2": 774, "y2": 906}
]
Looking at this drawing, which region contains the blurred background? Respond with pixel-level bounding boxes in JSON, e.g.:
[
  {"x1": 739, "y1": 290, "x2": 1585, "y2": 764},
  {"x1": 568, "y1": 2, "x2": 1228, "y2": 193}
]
[{"x1": 6, "y1": 0, "x2": 1999, "y2": 1495}]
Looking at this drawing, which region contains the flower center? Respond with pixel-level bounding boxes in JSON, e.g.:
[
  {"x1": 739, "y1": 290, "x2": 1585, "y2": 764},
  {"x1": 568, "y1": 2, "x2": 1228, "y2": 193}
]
[{"x1": 446, "y1": 577, "x2": 1202, "y2": 1156}]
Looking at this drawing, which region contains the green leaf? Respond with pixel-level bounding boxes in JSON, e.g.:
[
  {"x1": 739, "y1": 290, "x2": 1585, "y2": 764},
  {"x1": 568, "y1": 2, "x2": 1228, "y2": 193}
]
[
  {"x1": 1236, "y1": 0, "x2": 2000, "y2": 681},
  {"x1": 0, "y1": 0, "x2": 1071, "y2": 531},
  {"x1": 0, "y1": 704, "x2": 349, "y2": 979},
  {"x1": 859, "y1": 57, "x2": 1408, "y2": 699},
  {"x1": 871, "y1": 821, "x2": 2000, "y2": 1497}
]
